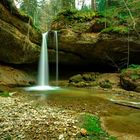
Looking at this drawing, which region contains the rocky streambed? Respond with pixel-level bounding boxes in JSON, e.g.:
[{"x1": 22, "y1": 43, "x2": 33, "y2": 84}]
[
  {"x1": 0, "y1": 86, "x2": 140, "y2": 140},
  {"x1": 0, "y1": 93, "x2": 81, "y2": 140}
]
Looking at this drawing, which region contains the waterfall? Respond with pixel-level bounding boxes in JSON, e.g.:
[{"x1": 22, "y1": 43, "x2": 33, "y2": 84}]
[
  {"x1": 54, "y1": 31, "x2": 59, "y2": 86},
  {"x1": 25, "y1": 31, "x2": 59, "y2": 91},
  {"x1": 38, "y1": 32, "x2": 49, "y2": 86}
]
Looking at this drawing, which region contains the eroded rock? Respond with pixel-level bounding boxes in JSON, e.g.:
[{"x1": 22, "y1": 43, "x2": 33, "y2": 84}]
[
  {"x1": 48, "y1": 29, "x2": 140, "y2": 70},
  {"x1": 0, "y1": 65, "x2": 36, "y2": 86},
  {"x1": 0, "y1": 2, "x2": 41, "y2": 64}
]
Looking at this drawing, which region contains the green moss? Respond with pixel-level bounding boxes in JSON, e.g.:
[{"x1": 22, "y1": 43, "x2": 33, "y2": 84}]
[
  {"x1": 73, "y1": 11, "x2": 96, "y2": 22},
  {"x1": 101, "y1": 26, "x2": 129, "y2": 34},
  {"x1": 96, "y1": 18, "x2": 109, "y2": 26},
  {"x1": 72, "y1": 22, "x2": 90, "y2": 32},
  {"x1": 121, "y1": 64, "x2": 140, "y2": 81},
  {"x1": 128, "y1": 64, "x2": 140, "y2": 69},
  {"x1": 130, "y1": 74, "x2": 140, "y2": 80},
  {"x1": 78, "y1": 113, "x2": 117, "y2": 139},
  {"x1": 121, "y1": 64, "x2": 140, "y2": 73},
  {"x1": 18, "y1": 11, "x2": 40, "y2": 31},
  {"x1": 0, "y1": 91, "x2": 10, "y2": 97},
  {"x1": 99, "y1": 80, "x2": 112, "y2": 89},
  {"x1": 4, "y1": 134, "x2": 12, "y2": 140},
  {"x1": 54, "y1": 8, "x2": 98, "y2": 25}
]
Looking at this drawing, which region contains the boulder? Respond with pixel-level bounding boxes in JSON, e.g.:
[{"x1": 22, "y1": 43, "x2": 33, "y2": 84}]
[
  {"x1": 0, "y1": 2, "x2": 41, "y2": 64},
  {"x1": 120, "y1": 66, "x2": 140, "y2": 92},
  {"x1": 69, "y1": 74, "x2": 83, "y2": 83},
  {"x1": 68, "y1": 73, "x2": 120, "y2": 88},
  {"x1": 69, "y1": 73, "x2": 97, "y2": 87}
]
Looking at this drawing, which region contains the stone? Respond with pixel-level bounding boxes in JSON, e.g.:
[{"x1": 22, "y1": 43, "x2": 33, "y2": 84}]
[
  {"x1": 80, "y1": 128, "x2": 87, "y2": 136},
  {"x1": 59, "y1": 134, "x2": 64, "y2": 140},
  {"x1": 120, "y1": 67, "x2": 140, "y2": 92},
  {"x1": 69, "y1": 73, "x2": 96, "y2": 83}
]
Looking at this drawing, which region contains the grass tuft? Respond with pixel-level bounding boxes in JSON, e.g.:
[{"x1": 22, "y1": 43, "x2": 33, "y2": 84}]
[{"x1": 78, "y1": 113, "x2": 117, "y2": 139}]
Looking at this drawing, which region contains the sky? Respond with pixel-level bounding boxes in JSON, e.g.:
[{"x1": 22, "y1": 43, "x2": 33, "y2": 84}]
[
  {"x1": 14, "y1": 0, "x2": 21, "y2": 8},
  {"x1": 75, "y1": 0, "x2": 91, "y2": 10}
]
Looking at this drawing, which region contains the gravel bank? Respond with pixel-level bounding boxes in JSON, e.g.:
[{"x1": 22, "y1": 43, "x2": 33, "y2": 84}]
[{"x1": 0, "y1": 95, "x2": 81, "y2": 140}]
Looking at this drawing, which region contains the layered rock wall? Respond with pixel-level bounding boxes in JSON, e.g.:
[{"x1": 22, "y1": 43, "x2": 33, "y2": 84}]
[{"x1": 0, "y1": 2, "x2": 41, "y2": 64}]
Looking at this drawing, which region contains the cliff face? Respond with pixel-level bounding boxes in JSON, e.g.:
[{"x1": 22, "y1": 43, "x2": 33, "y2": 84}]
[
  {"x1": 0, "y1": 2, "x2": 41, "y2": 64},
  {"x1": 49, "y1": 4, "x2": 140, "y2": 70},
  {"x1": 48, "y1": 29, "x2": 140, "y2": 70},
  {"x1": 0, "y1": 1, "x2": 140, "y2": 71}
]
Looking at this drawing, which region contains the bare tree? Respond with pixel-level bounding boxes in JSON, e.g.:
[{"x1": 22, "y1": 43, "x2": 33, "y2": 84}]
[{"x1": 122, "y1": 0, "x2": 140, "y2": 37}]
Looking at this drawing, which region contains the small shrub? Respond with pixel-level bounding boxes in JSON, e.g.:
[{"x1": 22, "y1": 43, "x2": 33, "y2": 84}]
[
  {"x1": 128, "y1": 64, "x2": 140, "y2": 69},
  {"x1": 82, "y1": 73, "x2": 96, "y2": 81},
  {"x1": 99, "y1": 80, "x2": 112, "y2": 89}
]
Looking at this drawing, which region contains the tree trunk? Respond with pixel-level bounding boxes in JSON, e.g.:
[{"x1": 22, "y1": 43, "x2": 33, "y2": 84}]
[{"x1": 92, "y1": 0, "x2": 96, "y2": 11}]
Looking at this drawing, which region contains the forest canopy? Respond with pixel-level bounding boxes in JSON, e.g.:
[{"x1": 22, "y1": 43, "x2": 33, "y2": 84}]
[{"x1": 13, "y1": 0, "x2": 140, "y2": 34}]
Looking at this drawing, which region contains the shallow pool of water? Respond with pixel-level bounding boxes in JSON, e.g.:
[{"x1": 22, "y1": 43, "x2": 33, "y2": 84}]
[{"x1": 24, "y1": 87, "x2": 140, "y2": 139}]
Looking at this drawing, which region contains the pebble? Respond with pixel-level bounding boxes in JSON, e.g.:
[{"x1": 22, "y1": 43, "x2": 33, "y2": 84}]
[
  {"x1": 59, "y1": 134, "x2": 64, "y2": 140},
  {"x1": 80, "y1": 128, "x2": 87, "y2": 136}
]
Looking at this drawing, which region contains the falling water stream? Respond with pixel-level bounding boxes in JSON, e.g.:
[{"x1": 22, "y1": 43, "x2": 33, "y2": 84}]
[
  {"x1": 25, "y1": 31, "x2": 59, "y2": 91},
  {"x1": 54, "y1": 31, "x2": 59, "y2": 86},
  {"x1": 38, "y1": 32, "x2": 49, "y2": 86}
]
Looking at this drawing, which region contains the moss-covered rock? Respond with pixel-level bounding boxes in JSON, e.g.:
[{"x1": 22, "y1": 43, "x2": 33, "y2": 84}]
[
  {"x1": 51, "y1": 9, "x2": 99, "y2": 33},
  {"x1": 50, "y1": 2, "x2": 140, "y2": 69},
  {"x1": 68, "y1": 73, "x2": 120, "y2": 88},
  {"x1": 120, "y1": 65, "x2": 140, "y2": 92},
  {"x1": 69, "y1": 73, "x2": 97, "y2": 87},
  {"x1": 69, "y1": 74, "x2": 83, "y2": 83},
  {"x1": 99, "y1": 80, "x2": 112, "y2": 89}
]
